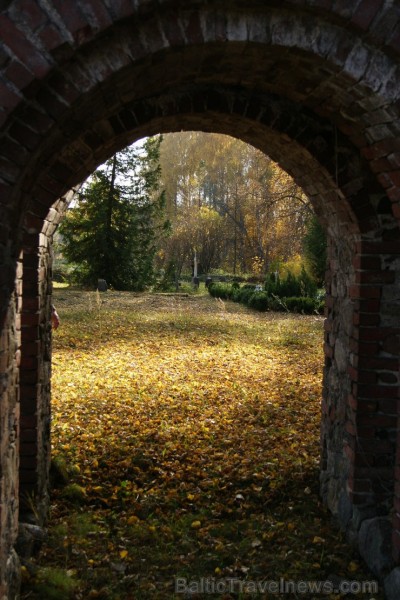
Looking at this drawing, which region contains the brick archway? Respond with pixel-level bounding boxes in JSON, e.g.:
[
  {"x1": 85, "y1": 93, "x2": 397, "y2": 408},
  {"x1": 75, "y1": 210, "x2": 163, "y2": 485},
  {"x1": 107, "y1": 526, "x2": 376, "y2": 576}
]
[{"x1": 1, "y1": 1, "x2": 400, "y2": 596}]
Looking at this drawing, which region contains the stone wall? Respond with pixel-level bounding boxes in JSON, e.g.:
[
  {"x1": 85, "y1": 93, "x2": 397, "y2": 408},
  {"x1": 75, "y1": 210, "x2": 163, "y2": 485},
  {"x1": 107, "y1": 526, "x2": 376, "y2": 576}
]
[
  {"x1": 19, "y1": 196, "x2": 70, "y2": 525},
  {"x1": 0, "y1": 290, "x2": 20, "y2": 599}
]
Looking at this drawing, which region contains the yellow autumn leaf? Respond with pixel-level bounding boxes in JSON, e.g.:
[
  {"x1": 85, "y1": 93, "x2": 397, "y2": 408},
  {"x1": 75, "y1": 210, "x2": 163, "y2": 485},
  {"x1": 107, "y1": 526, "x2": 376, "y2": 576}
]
[
  {"x1": 127, "y1": 515, "x2": 140, "y2": 525},
  {"x1": 348, "y1": 560, "x2": 359, "y2": 572},
  {"x1": 119, "y1": 549, "x2": 128, "y2": 559}
]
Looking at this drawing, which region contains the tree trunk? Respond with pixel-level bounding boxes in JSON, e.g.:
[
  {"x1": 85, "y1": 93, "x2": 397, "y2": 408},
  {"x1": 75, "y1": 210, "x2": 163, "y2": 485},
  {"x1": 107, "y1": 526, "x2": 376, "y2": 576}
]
[{"x1": 104, "y1": 155, "x2": 117, "y2": 282}]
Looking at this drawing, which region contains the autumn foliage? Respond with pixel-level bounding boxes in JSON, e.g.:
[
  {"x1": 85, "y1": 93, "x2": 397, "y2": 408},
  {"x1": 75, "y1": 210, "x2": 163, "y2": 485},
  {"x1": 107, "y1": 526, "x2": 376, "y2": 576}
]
[{"x1": 22, "y1": 291, "x2": 382, "y2": 599}]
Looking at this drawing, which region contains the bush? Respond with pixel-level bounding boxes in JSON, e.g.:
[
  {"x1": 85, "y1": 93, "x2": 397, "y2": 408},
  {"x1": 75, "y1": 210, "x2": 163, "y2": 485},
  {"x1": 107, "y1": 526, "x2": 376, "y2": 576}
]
[
  {"x1": 207, "y1": 279, "x2": 325, "y2": 315},
  {"x1": 267, "y1": 295, "x2": 287, "y2": 312},
  {"x1": 235, "y1": 286, "x2": 257, "y2": 305},
  {"x1": 156, "y1": 260, "x2": 178, "y2": 291},
  {"x1": 248, "y1": 292, "x2": 269, "y2": 311},
  {"x1": 208, "y1": 282, "x2": 233, "y2": 300},
  {"x1": 298, "y1": 266, "x2": 318, "y2": 298},
  {"x1": 264, "y1": 267, "x2": 317, "y2": 300},
  {"x1": 264, "y1": 273, "x2": 279, "y2": 297},
  {"x1": 283, "y1": 297, "x2": 319, "y2": 314},
  {"x1": 277, "y1": 272, "x2": 302, "y2": 297}
]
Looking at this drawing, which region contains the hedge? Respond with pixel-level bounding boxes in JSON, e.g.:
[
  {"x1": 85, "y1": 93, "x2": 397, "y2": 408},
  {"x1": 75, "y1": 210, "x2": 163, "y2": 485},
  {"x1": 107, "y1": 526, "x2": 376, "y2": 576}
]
[{"x1": 208, "y1": 282, "x2": 324, "y2": 315}]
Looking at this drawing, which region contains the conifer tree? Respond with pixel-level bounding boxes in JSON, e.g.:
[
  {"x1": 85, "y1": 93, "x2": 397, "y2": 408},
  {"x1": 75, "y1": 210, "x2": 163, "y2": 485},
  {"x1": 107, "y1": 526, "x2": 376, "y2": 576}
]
[
  {"x1": 59, "y1": 136, "x2": 167, "y2": 290},
  {"x1": 302, "y1": 215, "x2": 327, "y2": 286}
]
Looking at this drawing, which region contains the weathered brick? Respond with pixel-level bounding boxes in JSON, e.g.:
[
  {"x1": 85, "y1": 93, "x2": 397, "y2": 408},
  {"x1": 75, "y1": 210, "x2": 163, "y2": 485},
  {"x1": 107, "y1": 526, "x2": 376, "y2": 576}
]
[
  {"x1": 4, "y1": 60, "x2": 33, "y2": 90},
  {"x1": 349, "y1": 284, "x2": 381, "y2": 299},
  {"x1": 355, "y1": 270, "x2": 395, "y2": 284},
  {"x1": 77, "y1": 0, "x2": 113, "y2": 30},
  {"x1": 351, "y1": 0, "x2": 384, "y2": 30},
  {"x1": 353, "y1": 311, "x2": 381, "y2": 326},
  {"x1": 39, "y1": 25, "x2": 66, "y2": 52},
  {"x1": 0, "y1": 81, "x2": 22, "y2": 112},
  {"x1": 35, "y1": 86, "x2": 69, "y2": 120},
  {"x1": 182, "y1": 11, "x2": 204, "y2": 45},
  {"x1": 103, "y1": 0, "x2": 134, "y2": 21},
  {"x1": 358, "y1": 384, "x2": 399, "y2": 399},
  {"x1": 0, "y1": 14, "x2": 51, "y2": 78},
  {"x1": 348, "y1": 366, "x2": 377, "y2": 384},
  {"x1": 10, "y1": 0, "x2": 48, "y2": 31},
  {"x1": 8, "y1": 120, "x2": 42, "y2": 151},
  {"x1": 53, "y1": 0, "x2": 90, "y2": 42}
]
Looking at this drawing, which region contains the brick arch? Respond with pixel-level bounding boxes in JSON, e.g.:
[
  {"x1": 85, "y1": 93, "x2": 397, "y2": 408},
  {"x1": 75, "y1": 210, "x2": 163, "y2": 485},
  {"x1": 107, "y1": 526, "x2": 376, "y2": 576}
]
[
  {"x1": 1, "y1": 1, "x2": 400, "y2": 596},
  {"x1": 3, "y1": 4, "x2": 400, "y2": 236},
  {"x1": 24, "y1": 87, "x2": 381, "y2": 230}
]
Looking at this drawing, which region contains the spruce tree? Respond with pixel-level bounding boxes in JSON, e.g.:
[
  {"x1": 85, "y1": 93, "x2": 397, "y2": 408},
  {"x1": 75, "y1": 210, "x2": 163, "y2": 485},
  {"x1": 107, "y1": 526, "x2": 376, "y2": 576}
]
[{"x1": 59, "y1": 136, "x2": 167, "y2": 290}]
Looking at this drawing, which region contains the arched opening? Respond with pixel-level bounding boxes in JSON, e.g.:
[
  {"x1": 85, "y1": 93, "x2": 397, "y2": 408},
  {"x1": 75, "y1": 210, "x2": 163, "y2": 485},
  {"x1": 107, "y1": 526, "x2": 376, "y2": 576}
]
[{"x1": 1, "y1": 2, "x2": 400, "y2": 596}]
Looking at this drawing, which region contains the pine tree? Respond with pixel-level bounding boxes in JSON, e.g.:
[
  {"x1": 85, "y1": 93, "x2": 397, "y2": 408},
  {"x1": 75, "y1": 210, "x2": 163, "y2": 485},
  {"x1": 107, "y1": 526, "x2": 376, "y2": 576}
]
[{"x1": 59, "y1": 136, "x2": 167, "y2": 290}]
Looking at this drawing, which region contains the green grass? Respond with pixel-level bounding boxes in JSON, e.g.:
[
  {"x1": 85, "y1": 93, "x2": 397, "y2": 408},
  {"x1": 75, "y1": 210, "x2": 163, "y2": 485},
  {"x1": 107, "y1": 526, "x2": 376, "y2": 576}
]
[{"x1": 53, "y1": 282, "x2": 70, "y2": 289}]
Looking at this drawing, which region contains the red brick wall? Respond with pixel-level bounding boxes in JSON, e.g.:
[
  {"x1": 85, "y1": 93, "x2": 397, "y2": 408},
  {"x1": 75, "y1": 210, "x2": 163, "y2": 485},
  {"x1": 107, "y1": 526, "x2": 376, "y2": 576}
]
[
  {"x1": 19, "y1": 196, "x2": 70, "y2": 524},
  {"x1": 0, "y1": 1, "x2": 400, "y2": 595}
]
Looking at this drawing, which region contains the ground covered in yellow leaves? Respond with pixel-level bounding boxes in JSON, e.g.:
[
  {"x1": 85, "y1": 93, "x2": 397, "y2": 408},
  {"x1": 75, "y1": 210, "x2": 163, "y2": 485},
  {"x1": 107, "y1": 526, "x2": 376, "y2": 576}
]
[{"x1": 22, "y1": 290, "x2": 382, "y2": 599}]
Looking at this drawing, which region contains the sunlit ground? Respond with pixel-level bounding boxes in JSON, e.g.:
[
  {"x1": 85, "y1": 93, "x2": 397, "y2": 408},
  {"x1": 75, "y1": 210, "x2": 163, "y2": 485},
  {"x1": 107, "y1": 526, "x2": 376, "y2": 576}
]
[{"x1": 21, "y1": 290, "x2": 383, "y2": 599}]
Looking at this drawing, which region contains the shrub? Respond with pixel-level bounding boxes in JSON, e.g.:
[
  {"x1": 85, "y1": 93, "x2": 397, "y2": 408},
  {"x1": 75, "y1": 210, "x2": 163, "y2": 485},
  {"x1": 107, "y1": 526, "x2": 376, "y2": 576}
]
[
  {"x1": 156, "y1": 260, "x2": 178, "y2": 291},
  {"x1": 278, "y1": 272, "x2": 302, "y2": 297},
  {"x1": 206, "y1": 279, "x2": 324, "y2": 315},
  {"x1": 208, "y1": 282, "x2": 233, "y2": 300},
  {"x1": 267, "y1": 295, "x2": 287, "y2": 312},
  {"x1": 231, "y1": 288, "x2": 241, "y2": 302},
  {"x1": 298, "y1": 266, "x2": 318, "y2": 298},
  {"x1": 264, "y1": 273, "x2": 279, "y2": 297},
  {"x1": 235, "y1": 286, "x2": 257, "y2": 305},
  {"x1": 264, "y1": 267, "x2": 317, "y2": 300},
  {"x1": 248, "y1": 291, "x2": 269, "y2": 311},
  {"x1": 283, "y1": 297, "x2": 319, "y2": 314}
]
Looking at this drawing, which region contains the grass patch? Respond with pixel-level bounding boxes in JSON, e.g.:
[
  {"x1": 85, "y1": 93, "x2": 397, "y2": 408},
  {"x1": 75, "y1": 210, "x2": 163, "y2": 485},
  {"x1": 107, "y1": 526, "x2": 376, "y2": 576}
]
[{"x1": 53, "y1": 282, "x2": 70, "y2": 289}]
